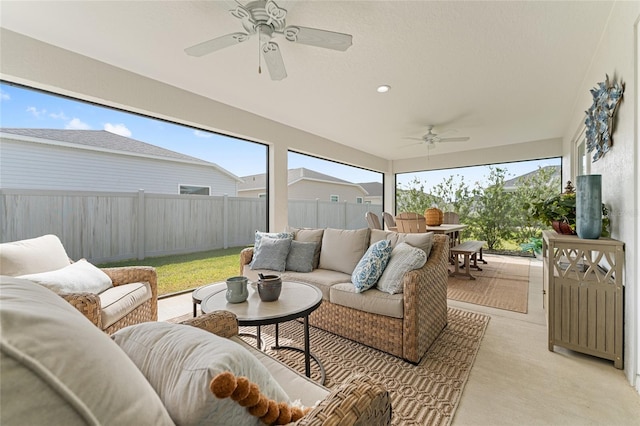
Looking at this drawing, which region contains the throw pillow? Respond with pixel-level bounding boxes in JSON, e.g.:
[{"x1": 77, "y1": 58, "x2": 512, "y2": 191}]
[
  {"x1": 112, "y1": 322, "x2": 290, "y2": 426},
  {"x1": 250, "y1": 236, "x2": 292, "y2": 272},
  {"x1": 351, "y1": 240, "x2": 392, "y2": 293},
  {"x1": 0, "y1": 234, "x2": 71, "y2": 276},
  {"x1": 0, "y1": 277, "x2": 174, "y2": 425},
  {"x1": 376, "y1": 242, "x2": 427, "y2": 294},
  {"x1": 285, "y1": 241, "x2": 317, "y2": 273},
  {"x1": 318, "y1": 228, "x2": 371, "y2": 275},
  {"x1": 287, "y1": 227, "x2": 324, "y2": 269},
  {"x1": 253, "y1": 231, "x2": 294, "y2": 249},
  {"x1": 17, "y1": 258, "x2": 113, "y2": 294},
  {"x1": 397, "y1": 232, "x2": 434, "y2": 258}
]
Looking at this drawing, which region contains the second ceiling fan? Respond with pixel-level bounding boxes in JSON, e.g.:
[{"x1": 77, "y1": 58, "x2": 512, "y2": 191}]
[
  {"x1": 406, "y1": 125, "x2": 471, "y2": 147},
  {"x1": 184, "y1": 0, "x2": 353, "y2": 80}
]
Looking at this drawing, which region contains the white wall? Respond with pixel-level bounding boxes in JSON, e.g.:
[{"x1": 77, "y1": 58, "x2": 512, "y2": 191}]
[
  {"x1": 561, "y1": 3, "x2": 639, "y2": 388},
  {"x1": 0, "y1": 137, "x2": 238, "y2": 196}
]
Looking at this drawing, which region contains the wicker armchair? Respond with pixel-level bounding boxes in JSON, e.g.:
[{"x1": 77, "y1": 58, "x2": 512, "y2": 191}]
[
  {"x1": 181, "y1": 311, "x2": 393, "y2": 426},
  {"x1": 62, "y1": 266, "x2": 158, "y2": 334},
  {"x1": 0, "y1": 234, "x2": 157, "y2": 334}
]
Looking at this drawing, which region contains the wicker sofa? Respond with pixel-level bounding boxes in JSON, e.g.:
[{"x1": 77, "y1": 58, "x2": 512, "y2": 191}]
[
  {"x1": 0, "y1": 234, "x2": 157, "y2": 334},
  {"x1": 240, "y1": 228, "x2": 449, "y2": 363},
  {"x1": 1, "y1": 276, "x2": 391, "y2": 425}
]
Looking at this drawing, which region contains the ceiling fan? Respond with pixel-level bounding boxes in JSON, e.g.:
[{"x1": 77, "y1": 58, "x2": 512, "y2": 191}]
[
  {"x1": 184, "y1": 0, "x2": 353, "y2": 80},
  {"x1": 405, "y1": 125, "x2": 470, "y2": 147}
]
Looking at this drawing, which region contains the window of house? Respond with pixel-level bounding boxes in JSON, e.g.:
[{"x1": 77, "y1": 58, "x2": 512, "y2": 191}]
[
  {"x1": 180, "y1": 185, "x2": 210, "y2": 195},
  {"x1": 330, "y1": 195, "x2": 339, "y2": 202},
  {"x1": 258, "y1": 193, "x2": 266, "y2": 198},
  {"x1": 356, "y1": 197, "x2": 363, "y2": 204}
]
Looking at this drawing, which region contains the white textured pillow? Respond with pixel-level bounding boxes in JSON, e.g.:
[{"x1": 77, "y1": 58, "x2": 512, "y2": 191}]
[
  {"x1": 112, "y1": 322, "x2": 290, "y2": 426},
  {"x1": 319, "y1": 228, "x2": 371, "y2": 275},
  {"x1": 376, "y1": 242, "x2": 427, "y2": 294},
  {"x1": 17, "y1": 259, "x2": 113, "y2": 294}
]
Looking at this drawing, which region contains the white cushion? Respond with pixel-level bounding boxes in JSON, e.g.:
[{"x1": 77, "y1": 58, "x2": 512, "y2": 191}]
[
  {"x1": 0, "y1": 234, "x2": 70, "y2": 276},
  {"x1": 112, "y1": 322, "x2": 290, "y2": 426},
  {"x1": 318, "y1": 228, "x2": 370, "y2": 275},
  {"x1": 351, "y1": 240, "x2": 392, "y2": 293},
  {"x1": 0, "y1": 277, "x2": 173, "y2": 425},
  {"x1": 330, "y1": 284, "x2": 404, "y2": 318},
  {"x1": 376, "y1": 242, "x2": 427, "y2": 294},
  {"x1": 17, "y1": 259, "x2": 113, "y2": 295},
  {"x1": 369, "y1": 229, "x2": 434, "y2": 258},
  {"x1": 100, "y1": 282, "x2": 151, "y2": 329}
]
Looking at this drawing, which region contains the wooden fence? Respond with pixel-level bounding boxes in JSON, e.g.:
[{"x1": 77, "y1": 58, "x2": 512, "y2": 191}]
[{"x1": 0, "y1": 189, "x2": 382, "y2": 263}]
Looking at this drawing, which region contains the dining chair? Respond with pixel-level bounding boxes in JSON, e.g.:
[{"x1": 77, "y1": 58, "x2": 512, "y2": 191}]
[
  {"x1": 382, "y1": 212, "x2": 397, "y2": 231},
  {"x1": 443, "y1": 211, "x2": 461, "y2": 244},
  {"x1": 394, "y1": 212, "x2": 427, "y2": 233},
  {"x1": 365, "y1": 211, "x2": 382, "y2": 230}
]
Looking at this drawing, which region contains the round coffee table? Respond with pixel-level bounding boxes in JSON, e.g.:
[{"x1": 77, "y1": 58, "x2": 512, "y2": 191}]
[
  {"x1": 191, "y1": 282, "x2": 226, "y2": 317},
  {"x1": 201, "y1": 281, "x2": 325, "y2": 383}
]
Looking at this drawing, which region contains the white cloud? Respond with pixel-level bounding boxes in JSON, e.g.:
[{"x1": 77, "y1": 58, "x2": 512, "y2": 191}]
[
  {"x1": 66, "y1": 118, "x2": 91, "y2": 130},
  {"x1": 49, "y1": 111, "x2": 68, "y2": 120},
  {"x1": 104, "y1": 123, "x2": 132, "y2": 137},
  {"x1": 26, "y1": 106, "x2": 46, "y2": 118},
  {"x1": 193, "y1": 130, "x2": 213, "y2": 138},
  {"x1": 0, "y1": 90, "x2": 10, "y2": 101}
]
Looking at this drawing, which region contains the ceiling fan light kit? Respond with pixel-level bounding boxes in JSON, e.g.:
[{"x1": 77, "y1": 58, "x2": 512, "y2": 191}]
[{"x1": 185, "y1": 0, "x2": 353, "y2": 80}]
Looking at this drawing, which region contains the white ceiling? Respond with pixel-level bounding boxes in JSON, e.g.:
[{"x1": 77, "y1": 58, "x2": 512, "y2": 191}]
[{"x1": 0, "y1": 1, "x2": 614, "y2": 161}]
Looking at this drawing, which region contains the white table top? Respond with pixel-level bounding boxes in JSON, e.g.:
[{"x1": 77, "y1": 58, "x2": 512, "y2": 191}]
[
  {"x1": 201, "y1": 281, "x2": 322, "y2": 326},
  {"x1": 425, "y1": 224, "x2": 467, "y2": 233}
]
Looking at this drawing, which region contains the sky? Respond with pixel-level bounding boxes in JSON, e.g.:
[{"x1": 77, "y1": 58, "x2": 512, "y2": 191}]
[{"x1": 0, "y1": 82, "x2": 560, "y2": 189}]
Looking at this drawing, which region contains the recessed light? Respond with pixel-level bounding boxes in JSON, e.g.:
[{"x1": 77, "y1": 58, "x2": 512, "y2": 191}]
[{"x1": 376, "y1": 85, "x2": 390, "y2": 93}]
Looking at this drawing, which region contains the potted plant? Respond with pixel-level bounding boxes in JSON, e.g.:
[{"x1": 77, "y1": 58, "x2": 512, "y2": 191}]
[
  {"x1": 520, "y1": 236, "x2": 543, "y2": 259},
  {"x1": 528, "y1": 188, "x2": 610, "y2": 237}
]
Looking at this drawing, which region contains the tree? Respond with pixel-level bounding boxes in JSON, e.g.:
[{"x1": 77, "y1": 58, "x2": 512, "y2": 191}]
[
  {"x1": 512, "y1": 166, "x2": 561, "y2": 242},
  {"x1": 467, "y1": 167, "x2": 515, "y2": 250}
]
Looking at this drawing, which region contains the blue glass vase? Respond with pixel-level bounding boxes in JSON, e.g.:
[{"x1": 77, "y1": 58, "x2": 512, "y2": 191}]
[{"x1": 576, "y1": 175, "x2": 602, "y2": 239}]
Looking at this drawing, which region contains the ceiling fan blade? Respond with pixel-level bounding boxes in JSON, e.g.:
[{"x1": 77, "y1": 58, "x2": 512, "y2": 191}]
[
  {"x1": 283, "y1": 26, "x2": 352, "y2": 51},
  {"x1": 185, "y1": 32, "x2": 250, "y2": 57},
  {"x1": 262, "y1": 42, "x2": 287, "y2": 81},
  {"x1": 440, "y1": 137, "x2": 470, "y2": 142}
]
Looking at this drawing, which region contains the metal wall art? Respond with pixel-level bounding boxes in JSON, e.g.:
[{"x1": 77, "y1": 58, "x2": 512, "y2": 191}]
[{"x1": 584, "y1": 74, "x2": 624, "y2": 162}]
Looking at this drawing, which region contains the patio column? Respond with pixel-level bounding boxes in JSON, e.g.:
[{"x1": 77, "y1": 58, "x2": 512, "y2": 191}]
[{"x1": 269, "y1": 144, "x2": 288, "y2": 232}]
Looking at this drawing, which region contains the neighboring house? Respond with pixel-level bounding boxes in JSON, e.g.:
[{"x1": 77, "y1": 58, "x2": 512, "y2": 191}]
[
  {"x1": 357, "y1": 182, "x2": 383, "y2": 205},
  {"x1": 0, "y1": 128, "x2": 242, "y2": 195},
  {"x1": 503, "y1": 166, "x2": 561, "y2": 192},
  {"x1": 238, "y1": 167, "x2": 371, "y2": 204}
]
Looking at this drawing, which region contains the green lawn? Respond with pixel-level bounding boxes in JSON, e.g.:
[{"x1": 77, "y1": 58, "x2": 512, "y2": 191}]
[{"x1": 97, "y1": 246, "x2": 245, "y2": 296}]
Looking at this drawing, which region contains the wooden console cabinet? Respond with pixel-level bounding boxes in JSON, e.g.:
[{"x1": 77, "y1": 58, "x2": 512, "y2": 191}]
[{"x1": 542, "y1": 230, "x2": 624, "y2": 369}]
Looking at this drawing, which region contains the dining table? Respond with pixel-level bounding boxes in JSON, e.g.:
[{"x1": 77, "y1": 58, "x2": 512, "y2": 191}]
[{"x1": 425, "y1": 224, "x2": 467, "y2": 246}]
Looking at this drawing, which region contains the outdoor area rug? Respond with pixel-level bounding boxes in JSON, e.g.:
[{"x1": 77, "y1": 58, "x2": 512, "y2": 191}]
[
  {"x1": 447, "y1": 254, "x2": 530, "y2": 313},
  {"x1": 227, "y1": 308, "x2": 489, "y2": 426}
]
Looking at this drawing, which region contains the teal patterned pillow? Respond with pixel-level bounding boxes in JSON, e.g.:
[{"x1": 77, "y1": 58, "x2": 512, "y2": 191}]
[
  {"x1": 351, "y1": 240, "x2": 392, "y2": 293},
  {"x1": 250, "y1": 236, "x2": 292, "y2": 272},
  {"x1": 285, "y1": 241, "x2": 317, "y2": 272}
]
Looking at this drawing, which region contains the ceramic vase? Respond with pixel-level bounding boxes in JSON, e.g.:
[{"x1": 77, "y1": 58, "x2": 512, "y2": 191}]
[
  {"x1": 225, "y1": 276, "x2": 249, "y2": 303},
  {"x1": 576, "y1": 174, "x2": 602, "y2": 239}
]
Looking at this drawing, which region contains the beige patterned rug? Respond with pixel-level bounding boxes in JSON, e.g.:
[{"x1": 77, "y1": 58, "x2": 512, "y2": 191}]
[
  {"x1": 170, "y1": 308, "x2": 489, "y2": 426},
  {"x1": 447, "y1": 254, "x2": 530, "y2": 313}
]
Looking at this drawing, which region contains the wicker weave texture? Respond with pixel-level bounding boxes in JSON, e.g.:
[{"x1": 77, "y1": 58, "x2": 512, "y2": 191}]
[
  {"x1": 180, "y1": 310, "x2": 239, "y2": 338},
  {"x1": 103, "y1": 299, "x2": 153, "y2": 335},
  {"x1": 297, "y1": 374, "x2": 391, "y2": 426},
  {"x1": 239, "y1": 233, "x2": 449, "y2": 364}
]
